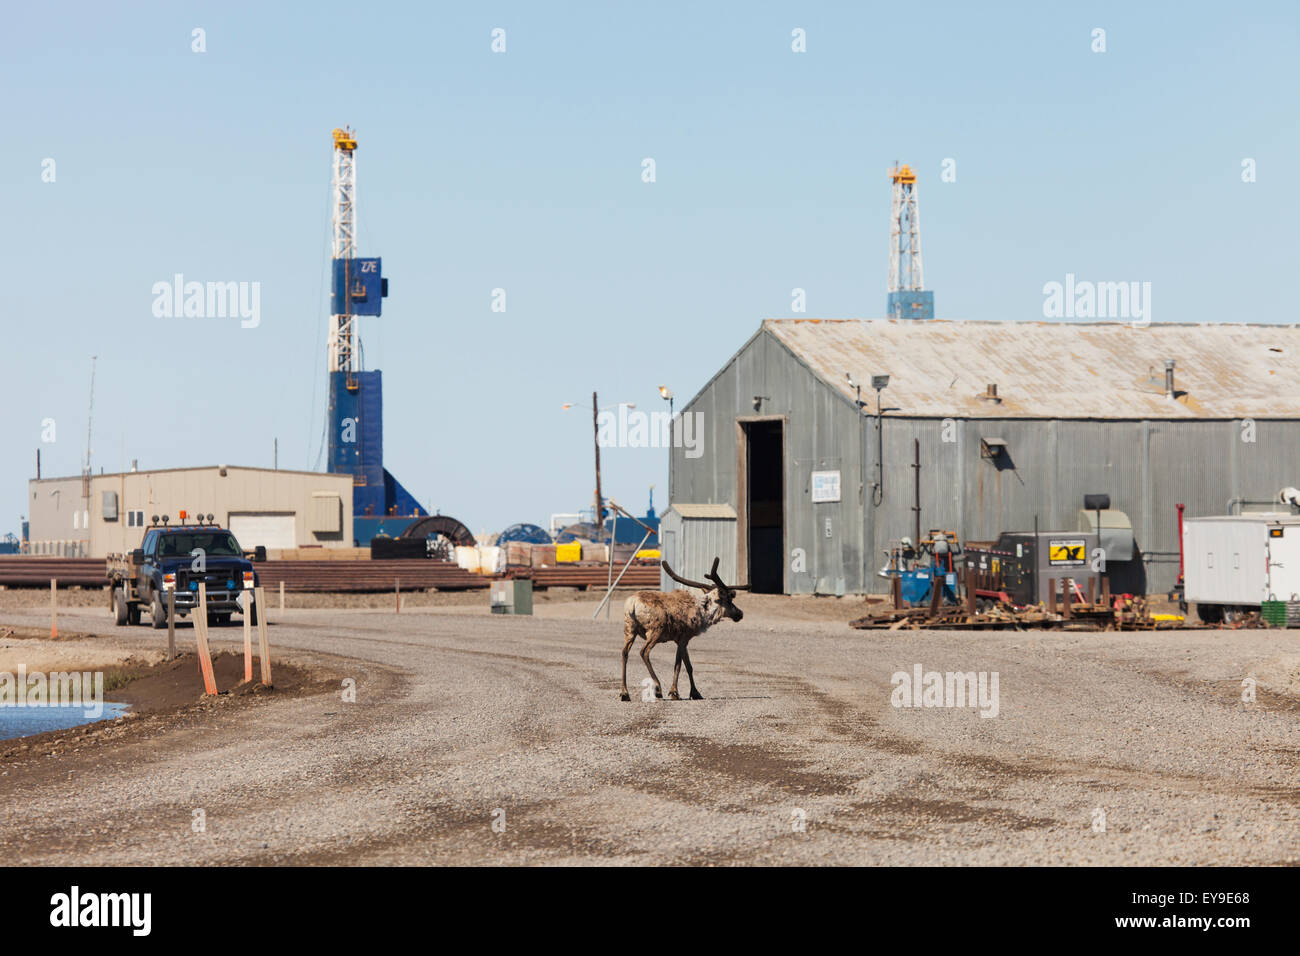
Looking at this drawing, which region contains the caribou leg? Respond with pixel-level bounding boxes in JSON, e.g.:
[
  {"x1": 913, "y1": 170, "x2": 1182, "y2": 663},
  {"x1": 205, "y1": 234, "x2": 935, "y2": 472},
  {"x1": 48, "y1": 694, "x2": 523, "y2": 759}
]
[
  {"x1": 668, "y1": 643, "x2": 684, "y2": 700},
  {"x1": 619, "y1": 621, "x2": 638, "y2": 701},
  {"x1": 683, "y1": 646, "x2": 703, "y2": 700},
  {"x1": 640, "y1": 636, "x2": 664, "y2": 699}
]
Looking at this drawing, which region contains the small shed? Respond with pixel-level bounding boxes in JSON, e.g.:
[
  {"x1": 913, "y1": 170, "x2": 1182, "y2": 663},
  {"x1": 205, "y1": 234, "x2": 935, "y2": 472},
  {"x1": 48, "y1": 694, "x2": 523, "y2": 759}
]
[{"x1": 658, "y1": 503, "x2": 738, "y2": 591}]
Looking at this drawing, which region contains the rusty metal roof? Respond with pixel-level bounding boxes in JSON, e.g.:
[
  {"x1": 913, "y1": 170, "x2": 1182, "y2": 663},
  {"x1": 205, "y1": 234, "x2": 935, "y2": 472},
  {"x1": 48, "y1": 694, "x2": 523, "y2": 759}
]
[{"x1": 764, "y1": 319, "x2": 1300, "y2": 419}]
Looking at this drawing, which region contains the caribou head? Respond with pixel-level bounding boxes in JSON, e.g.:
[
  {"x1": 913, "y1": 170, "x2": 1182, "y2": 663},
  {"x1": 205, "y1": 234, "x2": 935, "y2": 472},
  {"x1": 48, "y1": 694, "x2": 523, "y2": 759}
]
[{"x1": 662, "y1": 557, "x2": 745, "y2": 624}]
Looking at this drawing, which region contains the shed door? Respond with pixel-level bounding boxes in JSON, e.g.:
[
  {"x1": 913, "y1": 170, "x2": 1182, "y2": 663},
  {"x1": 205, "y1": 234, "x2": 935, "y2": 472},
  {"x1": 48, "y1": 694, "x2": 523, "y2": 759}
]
[{"x1": 229, "y1": 512, "x2": 296, "y2": 551}]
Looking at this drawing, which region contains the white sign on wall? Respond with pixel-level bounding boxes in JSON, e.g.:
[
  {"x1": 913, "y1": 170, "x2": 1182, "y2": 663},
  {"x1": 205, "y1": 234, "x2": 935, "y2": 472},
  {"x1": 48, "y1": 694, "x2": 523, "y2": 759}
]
[{"x1": 810, "y1": 470, "x2": 841, "y2": 503}]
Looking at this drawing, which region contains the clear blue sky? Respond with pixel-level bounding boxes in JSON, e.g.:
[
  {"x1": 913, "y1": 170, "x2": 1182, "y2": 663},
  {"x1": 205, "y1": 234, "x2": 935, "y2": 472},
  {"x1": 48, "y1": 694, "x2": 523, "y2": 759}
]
[{"x1": 3, "y1": 0, "x2": 1297, "y2": 537}]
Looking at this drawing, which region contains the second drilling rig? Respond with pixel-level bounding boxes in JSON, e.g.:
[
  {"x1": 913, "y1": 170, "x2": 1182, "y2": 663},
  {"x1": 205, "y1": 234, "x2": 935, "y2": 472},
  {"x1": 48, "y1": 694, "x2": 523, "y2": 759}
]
[{"x1": 326, "y1": 127, "x2": 432, "y2": 545}]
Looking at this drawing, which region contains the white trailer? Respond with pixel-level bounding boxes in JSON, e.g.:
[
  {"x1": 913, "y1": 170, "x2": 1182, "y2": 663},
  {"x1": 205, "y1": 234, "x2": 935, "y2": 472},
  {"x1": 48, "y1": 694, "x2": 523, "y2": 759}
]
[{"x1": 1182, "y1": 513, "x2": 1300, "y2": 623}]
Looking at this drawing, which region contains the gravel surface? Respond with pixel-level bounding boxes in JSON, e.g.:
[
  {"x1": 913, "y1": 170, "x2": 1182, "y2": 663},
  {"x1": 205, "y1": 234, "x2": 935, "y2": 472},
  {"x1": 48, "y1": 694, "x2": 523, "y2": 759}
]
[{"x1": 0, "y1": 595, "x2": 1297, "y2": 865}]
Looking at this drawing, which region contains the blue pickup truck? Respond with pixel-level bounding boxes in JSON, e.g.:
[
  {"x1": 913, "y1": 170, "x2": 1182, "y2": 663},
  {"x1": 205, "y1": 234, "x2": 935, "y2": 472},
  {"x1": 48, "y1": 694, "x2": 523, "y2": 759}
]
[{"x1": 105, "y1": 518, "x2": 263, "y2": 628}]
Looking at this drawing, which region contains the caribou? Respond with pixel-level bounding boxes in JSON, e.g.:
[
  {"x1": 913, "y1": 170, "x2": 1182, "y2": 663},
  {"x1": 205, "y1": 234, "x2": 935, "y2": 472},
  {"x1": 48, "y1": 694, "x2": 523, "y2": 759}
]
[{"x1": 620, "y1": 557, "x2": 747, "y2": 701}]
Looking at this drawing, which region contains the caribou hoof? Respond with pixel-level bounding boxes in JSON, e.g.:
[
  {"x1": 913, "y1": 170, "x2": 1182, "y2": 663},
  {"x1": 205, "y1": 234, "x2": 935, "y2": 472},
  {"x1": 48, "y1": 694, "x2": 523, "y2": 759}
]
[
  {"x1": 619, "y1": 691, "x2": 631, "y2": 702},
  {"x1": 689, "y1": 690, "x2": 704, "y2": 700},
  {"x1": 654, "y1": 689, "x2": 664, "y2": 699},
  {"x1": 668, "y1": 691, "x2": 681, "y2": 700}
]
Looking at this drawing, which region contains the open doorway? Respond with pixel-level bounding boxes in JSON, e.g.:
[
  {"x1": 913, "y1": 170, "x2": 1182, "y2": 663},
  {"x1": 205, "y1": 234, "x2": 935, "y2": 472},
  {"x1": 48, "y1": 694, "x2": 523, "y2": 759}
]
[{"x1": 742, "y1": 419, "x2": 784, "y2": 593}]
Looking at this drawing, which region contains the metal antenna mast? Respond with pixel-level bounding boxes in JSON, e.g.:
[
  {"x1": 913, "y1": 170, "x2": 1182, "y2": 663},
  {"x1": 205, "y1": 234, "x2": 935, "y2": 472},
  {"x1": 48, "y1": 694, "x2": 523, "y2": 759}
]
[{"x1": 328, "y1": 127, "x2": 358, "y2": 375}]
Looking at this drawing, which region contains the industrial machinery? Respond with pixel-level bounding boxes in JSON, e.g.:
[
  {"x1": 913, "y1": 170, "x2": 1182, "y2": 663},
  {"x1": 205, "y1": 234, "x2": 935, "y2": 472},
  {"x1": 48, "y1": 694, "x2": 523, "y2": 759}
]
[
  {"x1": 497, "y1": 523, "x2": 553, "y2": 546},
  {"x1": 965, "y1": 531, "x2": 1101, "y2": 607},
  {"x1": 879, "y1": 529, "x2": 961, "y2": 606},
  {"x1": 397, "y1": 513, "x2": 476, "y2": 560},
  {"x1": 886, "y1": 163, "x2": 935, "y2": 319}
]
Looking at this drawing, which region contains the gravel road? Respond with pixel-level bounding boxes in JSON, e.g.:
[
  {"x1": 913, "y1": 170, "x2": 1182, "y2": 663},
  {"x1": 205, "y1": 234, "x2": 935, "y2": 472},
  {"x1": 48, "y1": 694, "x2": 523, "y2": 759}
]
[{"x1": 1, "y1": 595, "x2": 1297, "y2": 865}]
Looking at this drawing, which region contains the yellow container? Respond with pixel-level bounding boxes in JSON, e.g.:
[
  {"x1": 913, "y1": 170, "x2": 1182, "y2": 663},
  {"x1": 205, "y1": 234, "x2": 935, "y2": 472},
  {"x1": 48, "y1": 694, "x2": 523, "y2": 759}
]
[
  {"x1": 555, "y1": 542, "x2": 582, "y2": 563},
  {"x1": 636, "y1": 549, "x2": 662, "y2": 560}
]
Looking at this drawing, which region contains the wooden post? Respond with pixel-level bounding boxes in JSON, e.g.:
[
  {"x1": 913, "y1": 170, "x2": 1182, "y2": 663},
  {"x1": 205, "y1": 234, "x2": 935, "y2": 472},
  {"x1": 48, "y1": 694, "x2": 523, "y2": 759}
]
[
  {"x1": 255, "y1": 586, "x2": 272, "y2": 686},
  {"x1": 1085, "y1": 578, "x2": 1094, "y2": 605},
  {"x1": 927, "y1": 571, "x2": 943, "y2": 618},
  {"x1": 194, "y1": 583, "x2": 218, "y2": 696},
  {"x1": 167, "y1": 589, "x2": 176, "y2": 661},
  {"x1": 242, "y1": 588, "x2": 254, "y2": 683},
  {"x1": 50, "y1": 578, "x2": 57, "y2": 639},
  {"x1": 279, "y1": 579, "x2": 285, "y2": 614},
  {"x1": 395, "y1": 577, "x2": 401, "y2": 614},
  {"x1": 1048, "y1": 578, "x2": 1056, "y2": 614},
  {"x1": 1101, "y1": 574, "x2": 1111, "y2": 607},
  {"x1": 891, "y1": 573, "x2": 902, "y2": 610},
  {"x1": 964, "y1": 566, "x2": 976, "y2": 616},
  {"x1": 1062, "y1": 579, "x2": 1072, "y2": 620}
]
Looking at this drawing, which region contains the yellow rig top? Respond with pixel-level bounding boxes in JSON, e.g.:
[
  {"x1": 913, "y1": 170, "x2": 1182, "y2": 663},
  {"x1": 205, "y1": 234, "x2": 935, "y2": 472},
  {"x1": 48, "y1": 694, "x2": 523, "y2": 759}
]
[
  {"x1": 890, "y1": 163, "x2": 916, "y2": 184},
  {"x1": 333, "y1": 127, "x2": 357, "y2": 151}
]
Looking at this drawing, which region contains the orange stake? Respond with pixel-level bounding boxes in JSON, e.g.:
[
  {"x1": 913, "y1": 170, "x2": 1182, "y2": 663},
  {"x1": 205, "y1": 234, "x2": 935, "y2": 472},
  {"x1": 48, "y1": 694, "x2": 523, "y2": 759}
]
[{"x1": 243, "y1": 588, "x2": 254, "y2": 683}]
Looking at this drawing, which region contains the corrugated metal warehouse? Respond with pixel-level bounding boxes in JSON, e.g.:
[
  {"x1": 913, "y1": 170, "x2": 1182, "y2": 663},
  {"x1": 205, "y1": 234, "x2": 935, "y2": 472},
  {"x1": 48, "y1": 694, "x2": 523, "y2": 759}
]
[
  {"x1": 668, "y1": 319, "x2": 1300, "y2": 595},
  {"x1": 27, "y1": 465, "x2": 353, "y2": 558}
]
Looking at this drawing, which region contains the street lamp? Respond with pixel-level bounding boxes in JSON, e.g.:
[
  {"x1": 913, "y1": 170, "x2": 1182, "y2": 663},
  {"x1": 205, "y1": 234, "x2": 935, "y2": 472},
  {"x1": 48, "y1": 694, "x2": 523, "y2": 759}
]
[
  {"x1": 657, "y1": 385, "x2": 673, "y2": 418},
  {"x1": 561, "y1": 401, "x2": 636, "y2": 412},
  {"x1": 659, "y1": 386, "x2": 675, "y2": 501},
  {"x1": 872, "y1": 375, "x2": 890, "y2": 505},
  {"x1": 845, "y1": 373, "x2": 864, "y2": 410}
]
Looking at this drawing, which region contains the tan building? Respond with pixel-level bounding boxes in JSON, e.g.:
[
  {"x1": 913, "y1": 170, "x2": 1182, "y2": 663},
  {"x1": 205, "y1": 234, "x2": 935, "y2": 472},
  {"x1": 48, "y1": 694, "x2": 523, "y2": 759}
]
[{"x1": 27, "y1": 465, "x2": 353, "y2": 558}]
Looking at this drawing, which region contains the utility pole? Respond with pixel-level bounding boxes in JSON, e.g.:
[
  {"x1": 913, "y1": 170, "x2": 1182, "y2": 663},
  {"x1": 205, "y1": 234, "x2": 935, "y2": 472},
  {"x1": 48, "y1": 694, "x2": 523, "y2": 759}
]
[
  {"x1": 82, "y1": 356, "x2": 97, "y2": 512},
  {"x1": 84, "y1": 356, "x2": 96, "y2": 475},
  {"x1": 592, "y1": 390, "x2": 603, "y2": 541}
]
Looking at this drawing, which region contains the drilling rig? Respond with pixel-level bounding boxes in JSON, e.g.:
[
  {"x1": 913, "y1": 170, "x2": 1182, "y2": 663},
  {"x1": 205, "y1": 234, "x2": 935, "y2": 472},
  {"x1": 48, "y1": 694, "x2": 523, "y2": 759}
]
[
  {"x1": 886, "y1": 163, "x2": 934, "y2": 319},
  {"x1": 325, "y1": 128, "x2": 421, "y2": 542}
]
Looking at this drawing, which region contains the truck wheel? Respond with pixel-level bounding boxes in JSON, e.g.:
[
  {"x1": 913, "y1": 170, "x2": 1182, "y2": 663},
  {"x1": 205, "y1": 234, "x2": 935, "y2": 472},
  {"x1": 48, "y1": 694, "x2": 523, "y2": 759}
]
[
  {"x1": 128, "y1": 605, "x2": 141, "y2": 626},
  {"x1": 114, "y1": 588, "x2": 129, "y2": 625},
  {"x1": 151, "y1": 593, "x2": 168, "y2": 629}
]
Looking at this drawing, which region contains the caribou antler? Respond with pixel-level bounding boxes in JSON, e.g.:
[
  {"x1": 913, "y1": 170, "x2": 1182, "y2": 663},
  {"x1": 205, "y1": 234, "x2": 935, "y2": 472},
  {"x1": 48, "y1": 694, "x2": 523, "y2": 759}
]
[
  {"x1": 704, "y1": 556, "x2": 751, "y2": 591},
  {"x1": 661, "y1": 560, "x2": 711, "y2": 591},
  {"x1": 663, "y1": 557, "x2": 751, "y2": 592}
]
